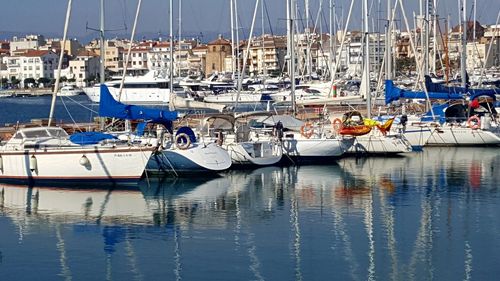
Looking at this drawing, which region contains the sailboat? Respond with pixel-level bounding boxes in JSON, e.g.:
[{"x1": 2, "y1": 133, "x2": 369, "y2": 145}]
[
  {"x1": 97, "y1": 0, "x2": 231, "y2": 175},
  {"x1": 196, "y1": 112, "x2": 283, "y2": 166},
  {"x1": 0, "y1": 0, "x2": 153, "y2": 186},
  {"x1": 385, "y1": 80, "x2": 500, "y2": 146},
  {"x1": 340, "y1": 0, "x2": 412, "y2": 155}
]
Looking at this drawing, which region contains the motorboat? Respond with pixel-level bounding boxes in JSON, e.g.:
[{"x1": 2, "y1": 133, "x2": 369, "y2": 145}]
[
  {"x1": 83, "y1": 71, "x2": 172, "y2": 105},
  {"x1": 57, "y1": 85, "x2": 83, "y2": 97}
]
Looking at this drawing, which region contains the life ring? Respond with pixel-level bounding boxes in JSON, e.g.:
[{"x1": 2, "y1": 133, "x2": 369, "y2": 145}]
[
  {"x1": 467, "y1": 115, "x2": 480, "y2": 130},
  {"x1": 332, "y1": 118, "x2": 343, "y2": 132},
  {"x1": 300, "y1": 122, "x2": 314, "y2": 138},
  {"x1": 175, "y1": 133, "x2": 191, "y2": 150}
]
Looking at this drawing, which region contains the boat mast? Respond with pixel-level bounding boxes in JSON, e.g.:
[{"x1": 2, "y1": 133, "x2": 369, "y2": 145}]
[
  {"x1": 230, "y1": 0, "x2": 236, "y2": 79},
  {"x1": 290, "y1": 0, "x2": 296, "y2": 115},
  {"x1": 460, "y1": 0, "x2": 467, "y2": 88},
  {"x1": 100, "y1": 0, "x2": 105, "y2": 85},
  {"x1": 386, "y1": 0, "x2": 392, "y2": 80},
  {"x1": 235, "y1": 0, "x2": 240, "y2": 79},
  {"x1": 364, "y1": 0, "x2": 371, "y2": 118},
  {"x1": 235, "y1": 0, "x2": 260, "y2": 110},
  {"x1": 329, "y1": 0, "x2": 335, "y2": 79},
  {"x1": 169, "y1": 0, "x2": 175, "y2": 111},
  {"x1": 286, "y1": 0, "x2": 290, "y2": 76},
  {"x1": 432, "y1": 0, "x2": 437, "y2": 74},
  {"x1": 177, "y1": 0, "x2": 182, "y2": 77},
  {"x1": 48, "y1": 0, "x2": 72, "y2": 126}
]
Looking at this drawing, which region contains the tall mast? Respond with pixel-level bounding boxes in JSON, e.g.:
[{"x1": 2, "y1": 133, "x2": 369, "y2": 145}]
[
  {"x1": 460, "y1": 0, "x2": 467, "y2": 88},
  {"x1": 286, "y1": 0, "x2": 291, "y2": 75},
  {"x1": 235, "y1": 0, "x2": 240, "y2": 78},
  {"x1": 305, "y1": 0, "x2": 311, "y2": 78},
  {"x1": 329, "y1": 0, "x2": 334, "y2": 78},
  {"x1": 364, "y1": 0, "x2": 371, "y2": 118},
  {"x1": 100, "y1": 0, "x2": 105, "y2": 84},
  {"x1": 290, "y1": 0, "x2": 296, "y2": 115},
  {"x1": 432, "y1": 0, "x2": 437, "y2": 74},
  {"x1": 235, "y1": 0, "x2": 260, "y2": 110},
  {"x1": 230, "y1": 0, "x2": 236, "y2": 78},
  {"x1": 169, "y1": 0, "x2": 174, "y2": 111},
  {"x1": 178, "y1": 0, "x2": 182, "y2": 77},
  {"x1": 261, "y1": 0, "x2": 266, "y2": 77},
  {"x1": 386, "y1": 0, "x2": 392, "y2": 80},
  {"x1": 48, "y1": 0, "x2": 72, "y2": 126}
]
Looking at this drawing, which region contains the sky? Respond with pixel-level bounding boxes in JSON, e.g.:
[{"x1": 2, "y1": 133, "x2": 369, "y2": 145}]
[{"x1": 0, "y1": 0, "x2": 498, "y2": 42}]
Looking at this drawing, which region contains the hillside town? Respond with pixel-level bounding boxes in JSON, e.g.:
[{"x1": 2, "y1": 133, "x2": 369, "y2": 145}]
[{"x1": 1, "y1": 21, "x2": 499, "y2": 89}]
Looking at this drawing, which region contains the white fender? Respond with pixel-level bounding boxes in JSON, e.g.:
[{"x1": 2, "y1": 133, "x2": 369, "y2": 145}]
[
  {"x1": 79, "y1": 155, "x2": 90, "y2": 166},
  {"x1": 30, "y1": 155, "x2": 37, "y2": 172}
]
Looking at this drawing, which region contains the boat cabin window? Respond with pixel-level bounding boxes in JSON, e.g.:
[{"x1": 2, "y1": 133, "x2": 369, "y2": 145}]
[
  {"x1": 13, "y1": 132, "x2": 23, "y2": 139},
  {"x1": 47, "y1": 128, "x2": 69, "y2": 137},
  {"x1": 23, "y1": 129, "x2": 50, "y2": 138}
]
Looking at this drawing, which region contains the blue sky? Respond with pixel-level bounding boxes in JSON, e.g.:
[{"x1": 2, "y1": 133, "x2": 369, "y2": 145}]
[{"x1": 0, "y1": 0, "x2": 498, "y2": 41}]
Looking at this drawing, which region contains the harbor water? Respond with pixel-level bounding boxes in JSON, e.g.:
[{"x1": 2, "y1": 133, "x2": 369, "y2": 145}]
[{"x1": 0, "y1": 96, "x2": 500, "y2": 280}]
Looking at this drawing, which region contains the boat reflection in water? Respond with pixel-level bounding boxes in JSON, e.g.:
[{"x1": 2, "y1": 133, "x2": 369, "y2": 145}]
[{"x1": 0, "y1": 147, "x2": 499, "y2": 280}]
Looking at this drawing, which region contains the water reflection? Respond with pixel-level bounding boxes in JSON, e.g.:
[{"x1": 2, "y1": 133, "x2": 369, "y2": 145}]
[{"x1": 0, "y1": 147, "x2": 499, "y2": 280}]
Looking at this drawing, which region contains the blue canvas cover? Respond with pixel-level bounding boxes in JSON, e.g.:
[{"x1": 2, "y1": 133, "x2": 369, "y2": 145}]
[
  {"x1": 385, "y1": 80, "x2": 464, "y2": 105},
  {"x1": 424, "y1": 75, "x2": 499, "y2": 96},
  {"x1": 98, "y1": 84, "x2": 178, "y2": 123},
  {"x1": 176, "y1": 126, "x2": 197, "y2": 143},
  {"x1": 421, "y1": 103, "x2": 449, "y2": 123},
  {"x1": 69, "y1": 132, "x2": 117, "y2": 145}
]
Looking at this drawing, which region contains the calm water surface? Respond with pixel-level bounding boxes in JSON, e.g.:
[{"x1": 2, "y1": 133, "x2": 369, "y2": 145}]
[{"x1": 0, "y1": 147, "x2": 499, "y2": 280}]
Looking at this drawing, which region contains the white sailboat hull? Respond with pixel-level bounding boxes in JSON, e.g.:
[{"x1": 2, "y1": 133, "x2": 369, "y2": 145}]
[
  {"x1": 281, "y1": 134, "x2": 352, "y2": 158},
  {"x1": 346, "y1": 134, "x2": 413, "y2": 154},
  {"x1": 426, "y1": 125, "x2": 500, "y2": 146},
  {"x1": 0, "y1": 146, "x2": 153, "y2": 184},
  {"x1": 225, "y1": 141, "x2": 282, "y2": 166},
  {"x1": 146, "y1": 143, "x2": 232, "y2": 173}
]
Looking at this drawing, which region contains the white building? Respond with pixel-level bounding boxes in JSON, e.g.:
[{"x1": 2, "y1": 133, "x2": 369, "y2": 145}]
[
  {"x1": 9, "y1": 35, "x2": 46, "y2": 55},
  {"x1": 346, "y1": 33, "x2": 385, "y2": 77},
  {"x1": 59, "y1": 50, "x2": 100, "y2": 87},
  {"x1": 6, "y1": 50, "x2": 59, "y2": 87}
]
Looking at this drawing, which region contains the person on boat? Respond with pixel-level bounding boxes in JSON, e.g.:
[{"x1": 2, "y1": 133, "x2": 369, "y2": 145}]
[
  {"x1": 274, "y1": 121, "x2": 284, "y2": 141},
  {"x1": 400, "y1": 114, "x2": 408, "y2": 132}
]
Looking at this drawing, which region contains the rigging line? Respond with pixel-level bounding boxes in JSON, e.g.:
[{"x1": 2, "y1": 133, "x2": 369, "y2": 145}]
[
  {"x1": 263, "y1": 0, "x2": 284, "y2": 73},
  {"x1": 63, "y1": 96, "x2": 99, "y2": 114},
  {"x1": 59, "y1": 97, "x2": 84, "y2": 133}
]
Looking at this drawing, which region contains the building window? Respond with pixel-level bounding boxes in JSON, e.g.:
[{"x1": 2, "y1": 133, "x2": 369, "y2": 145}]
[
  {"x1": 212, "y1": 63, "x2": 215, "y2": 70},
  {"x1": 213, "y1": 46, "x2": 216, "y2": 52}
]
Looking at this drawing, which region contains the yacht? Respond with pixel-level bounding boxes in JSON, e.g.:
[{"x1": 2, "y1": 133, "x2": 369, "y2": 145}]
[
  {"x1": 83, "y1": 71, "x2": 172, "y2": 105},
  {"x1": 57, "y1": 85, "x2": 83, "y2": 97}
]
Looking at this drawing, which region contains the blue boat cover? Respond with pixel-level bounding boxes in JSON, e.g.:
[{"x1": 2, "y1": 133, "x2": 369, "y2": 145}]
[
  {"x1": 424, "y1": 75, "x2": 499, "y2": 96},
  {"x1": 69, "y1": 131, "x2": 117, "y2": 145},
  {"x1": 385, "y1": 80, "x2": 464, "y2": 105},
  {"x1": 420, "y1": 103, "x2": 449, "y2": 123},
  {"x1": 176, "y1": 126, "x2": 197, "y2": 143},
  {"x1": 98, "y1": 84, "x2": 178, "y2": 124}
]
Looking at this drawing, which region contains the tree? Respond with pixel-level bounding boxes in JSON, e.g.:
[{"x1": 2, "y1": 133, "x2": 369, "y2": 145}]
[
  {"x1": 24, "y1": 77, "x2": 37, "y2": 88},
  {"x1": 10, "y1": 77, "x2": 20, "y2": 87},
  {"x1": 38, "y1": 77, "x2": 51, "y2": 87}
]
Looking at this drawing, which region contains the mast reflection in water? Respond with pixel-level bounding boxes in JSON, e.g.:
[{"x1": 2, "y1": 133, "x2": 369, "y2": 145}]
[{"x1": 0, "y1": 147, "x2": 499, "y2": 280}]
